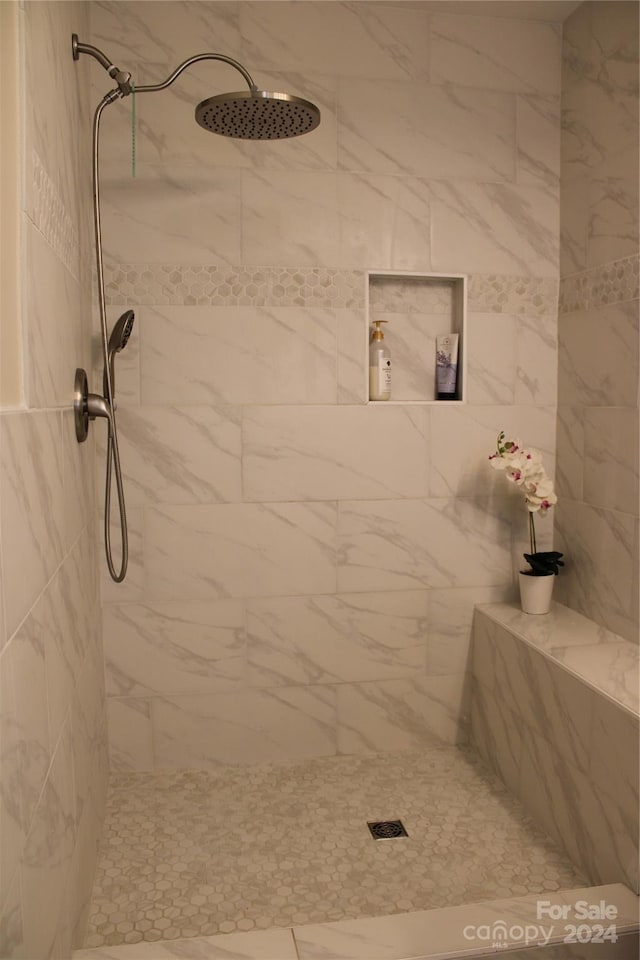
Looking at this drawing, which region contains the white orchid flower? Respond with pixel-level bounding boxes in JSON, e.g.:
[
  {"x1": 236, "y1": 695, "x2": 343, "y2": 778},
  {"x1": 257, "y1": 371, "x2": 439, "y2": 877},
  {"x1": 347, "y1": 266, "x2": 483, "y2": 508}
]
[{"x1": 488, "y1": 431, "x2": 559, "y2": 558}]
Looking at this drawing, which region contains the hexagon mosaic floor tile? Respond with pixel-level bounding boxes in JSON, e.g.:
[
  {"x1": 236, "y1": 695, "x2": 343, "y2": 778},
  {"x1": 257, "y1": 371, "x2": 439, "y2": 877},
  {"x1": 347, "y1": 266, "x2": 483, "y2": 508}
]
[{"x1": 84, "y1": 745, "x2": 586, "y2": 947}]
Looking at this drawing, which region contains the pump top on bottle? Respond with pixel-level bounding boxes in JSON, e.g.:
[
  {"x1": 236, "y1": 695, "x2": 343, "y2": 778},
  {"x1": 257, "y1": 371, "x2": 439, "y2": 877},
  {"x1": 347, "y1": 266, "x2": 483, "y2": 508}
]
[{"x1": 369, "y1": 320, "x2": 391, "y2": 401}]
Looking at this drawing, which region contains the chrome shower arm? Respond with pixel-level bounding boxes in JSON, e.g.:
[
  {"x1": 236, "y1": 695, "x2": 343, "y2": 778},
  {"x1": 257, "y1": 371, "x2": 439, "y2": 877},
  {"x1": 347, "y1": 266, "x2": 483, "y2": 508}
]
[
  {"x1": 132, "y1": 53, "x2": 257, "y2": 95},
  {"x1": 72, "y1": 36, "x2": 256, "y2": 97}
]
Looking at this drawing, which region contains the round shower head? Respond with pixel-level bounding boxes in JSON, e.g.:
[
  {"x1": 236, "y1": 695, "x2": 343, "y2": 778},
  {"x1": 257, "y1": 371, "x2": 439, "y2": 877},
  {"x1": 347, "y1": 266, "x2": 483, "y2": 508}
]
[{"x1": 195, "y1": 90, "x2": 320, "y2": 140}]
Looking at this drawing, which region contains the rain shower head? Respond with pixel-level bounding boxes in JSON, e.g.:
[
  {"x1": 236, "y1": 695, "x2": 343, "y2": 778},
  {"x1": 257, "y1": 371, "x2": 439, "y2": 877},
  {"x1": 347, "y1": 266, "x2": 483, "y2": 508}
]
[{"x1": 195, "y1": 90, "x2": 320, "y2": 140}]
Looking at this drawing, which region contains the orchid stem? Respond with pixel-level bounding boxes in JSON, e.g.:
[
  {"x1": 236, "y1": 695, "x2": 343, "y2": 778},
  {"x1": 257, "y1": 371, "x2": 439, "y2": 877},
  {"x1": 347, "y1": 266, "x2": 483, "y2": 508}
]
[{"x1": 529, "y1": 510, "x2": 537, "y2": 555}]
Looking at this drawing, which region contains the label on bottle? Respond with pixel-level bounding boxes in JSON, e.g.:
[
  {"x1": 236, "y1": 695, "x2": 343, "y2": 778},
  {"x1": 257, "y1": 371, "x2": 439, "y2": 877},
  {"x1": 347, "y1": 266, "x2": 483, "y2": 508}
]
[
  {"x1": 369, "y1": 355, "x2": 391, "y2": 400},
  {"x1": 380, "y1": 356, "x2": 391, "y2": 388}
]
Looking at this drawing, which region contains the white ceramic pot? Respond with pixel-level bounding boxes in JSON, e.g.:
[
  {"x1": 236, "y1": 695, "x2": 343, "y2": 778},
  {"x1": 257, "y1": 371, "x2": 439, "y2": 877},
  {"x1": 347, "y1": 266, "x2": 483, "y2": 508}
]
[{"x1": 518, "y1": 571, "x2": 555, "y2": 615}]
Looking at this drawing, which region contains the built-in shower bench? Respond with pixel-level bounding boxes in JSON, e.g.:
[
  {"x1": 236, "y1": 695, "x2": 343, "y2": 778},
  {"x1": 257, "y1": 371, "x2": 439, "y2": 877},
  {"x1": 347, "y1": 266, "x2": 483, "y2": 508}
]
[{"x1": 471, "y1": 601, "x2": 639, "y2": 897}]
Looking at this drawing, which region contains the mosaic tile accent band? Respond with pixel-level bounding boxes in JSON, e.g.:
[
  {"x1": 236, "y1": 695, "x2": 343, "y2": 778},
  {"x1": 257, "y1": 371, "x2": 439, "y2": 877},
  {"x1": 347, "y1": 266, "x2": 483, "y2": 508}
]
[
  {"x1": 31, "y1": 150, "x2": 80, "y2": 280},
  {"x1": 104, "y1": 265, "x2": 366, "y2": 309},
  {"x1": 105, "y1": 264, "x2": 560, "y2": 315},
  {"x1": 559, "y1": 255, "x2": 639, "y2": 315},
  {"x1": 467, "y1": 274, "x2": 559, "y2": 316}
]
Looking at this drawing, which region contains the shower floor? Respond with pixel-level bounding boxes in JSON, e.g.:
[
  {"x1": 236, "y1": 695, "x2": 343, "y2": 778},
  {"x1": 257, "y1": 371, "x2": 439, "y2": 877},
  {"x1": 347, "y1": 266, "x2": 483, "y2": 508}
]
[{"x1": 84, "y1": 744, "x2": 586, "y2": 948}]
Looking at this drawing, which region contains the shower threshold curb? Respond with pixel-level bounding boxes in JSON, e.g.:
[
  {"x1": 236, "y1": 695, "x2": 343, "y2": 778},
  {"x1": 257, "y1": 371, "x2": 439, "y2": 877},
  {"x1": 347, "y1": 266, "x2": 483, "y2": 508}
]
[{"x1": 73, "y1": 882, "x2": 639, "y2": 959}]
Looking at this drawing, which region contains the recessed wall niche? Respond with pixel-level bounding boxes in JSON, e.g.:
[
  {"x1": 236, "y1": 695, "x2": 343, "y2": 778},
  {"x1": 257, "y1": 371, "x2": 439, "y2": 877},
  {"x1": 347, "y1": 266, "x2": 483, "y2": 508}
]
[{"x1": 366, "y1": 271, "x2": 467, "y2": 404}]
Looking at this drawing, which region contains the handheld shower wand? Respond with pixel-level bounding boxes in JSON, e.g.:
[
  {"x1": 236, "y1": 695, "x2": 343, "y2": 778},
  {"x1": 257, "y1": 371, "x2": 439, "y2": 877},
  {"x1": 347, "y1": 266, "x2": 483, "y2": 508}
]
[{"x1": 104, "y1": 310, "x2": 135, "y2": 399}]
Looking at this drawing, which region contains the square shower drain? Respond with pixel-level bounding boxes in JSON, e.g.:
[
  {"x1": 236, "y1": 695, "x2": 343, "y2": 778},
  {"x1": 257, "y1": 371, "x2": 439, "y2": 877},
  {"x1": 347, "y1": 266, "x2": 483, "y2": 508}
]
[{"x1": 367, "y1": 819, "x2": 409, "y2": 840}]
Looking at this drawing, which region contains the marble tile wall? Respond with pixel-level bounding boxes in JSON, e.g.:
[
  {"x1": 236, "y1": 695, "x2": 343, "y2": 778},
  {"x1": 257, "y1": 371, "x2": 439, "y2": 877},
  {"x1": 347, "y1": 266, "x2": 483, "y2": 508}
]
[
  {"x1": 0, "y1": 2, "x2": 108, "y2": 958},
  {"x1": 90, "y1": 1, "x2": 565, "y2": 770},
  {"x1": 556, "y1": 1, "x2": 640, "y2": 644},
  {"x1": 471, "y1": 603, "x2": 639, "y2": 894}
]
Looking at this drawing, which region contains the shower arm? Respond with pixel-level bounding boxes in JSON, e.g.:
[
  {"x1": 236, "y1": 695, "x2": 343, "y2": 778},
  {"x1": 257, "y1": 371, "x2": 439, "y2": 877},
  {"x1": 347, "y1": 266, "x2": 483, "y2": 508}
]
[{"x1": 72, "y1": 35, "x2": 258, "y2": 98}]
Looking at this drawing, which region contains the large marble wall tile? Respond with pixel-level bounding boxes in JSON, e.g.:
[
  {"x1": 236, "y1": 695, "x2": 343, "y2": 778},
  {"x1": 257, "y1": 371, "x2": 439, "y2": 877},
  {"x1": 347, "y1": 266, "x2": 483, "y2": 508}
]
[
  {"x1": 514, "y1": 315, "x2": 558, "y2": 406},
  {"x1": 465, "y1": 313, "x2": 516, "y2": 405},
  {"x1": 103, "y1": 599, "x2": 245, "y2": 696},
  {"x1": 519, "y1": 726, "x2": 638, "y2": 891},
  {"x1": 560, "y1": 175, "x2": 589, "y2": 275},
  {"x1": 590, "y1": 697, "x2": 639, "y2": 841},
  {"x1": 479, "y1": 600, "x2": 633, "y2": 653},
  {"x1": 65, "y1": 792, "x2": 103, "y2": 954},
  {"x1": 555, "y1": 500, "x2": 637, "y2": 641},
  {"x1": 0, "y1": 411, "x2": 65, "y2": 637},
  {"x1": 153, "y1": 686, "x2": 337, "y2": 768},
  {"x1": 562, "y1": 82, "x2": 638, "y2": 182},
  {"x1": 0, "y1": 647, "x2": 24, "y2": 913},
  {"x1": 24, "y1": 220, "x2": 83, "y2": 409},
  {"x1": 107, "y1": 698, "x2": 154, "y2": 772},
  {"x1": 63, "y1": 409, "x2": 95, "y2": 551},
  {"x1": 431, "y1": 14, "x2": 561, "y2": 95},
  {"x1": 337, "y1": 497, "x2": 512, "y2": 593},
  {"x1": 7, "y1": 614, "x2": 51, "y2": 835},
  {"x1": 588, "y1": 146, "x2": 640, "y2": 268},
  {"x1": 549, "y1": 642, "x2": 639, "y2": 716},
  {"x1": 430, "y1": 182, "x2": 558, "y2": 276},
  {"x1": 91, "y1": 1, "x2": 242, "y2": 70},
  {"x1": 246, "y1": 591, "x2": 427, "y2": 687},
  {"x1": 243, "y1": 405, "x2": 429, "y2": 501},
  {"x1": 583, "y1": 407, "x2": 639, "y2": 515},
  {"x1": 558, "y1": 300, "x2": 638, "y2": 407},
  {"x1": 337, "y1": 308, "x2": 367, "y2": 404},
  {"x1": 472, "y1": 619, "x2": 536, "y2": 721},
  {"x1": 101, "y1": 162, "x2": 242, "y2": 265},
  {"x1": 145, "y1": 501, "x2": 337, "y2": 600},
  {"x1": 522, "y1": 647, "x2": 597, "y2": 774},
  {"x1": 470, "y1": 679, "x2": 523, "y2": 800},
  {"x1": 241, "y1": 1, "x2": 429, "y2": 81},
  {"x1": 108, "y1": 405, "x2": 242, "y2": 506},
  {"x1": 590, "y1": 1, "x2": 640, "y2": 88},
  {"x1": 555, "y1": 405, "x2": 584, "y2": 502},
  {"x1": 336, "y1": 173, "x2": 397, "y2": 270},
  {"x1": 429, "y1": 404, "x2": 556, "y2": 498},
  {"x1": 140, "y1": 306, "x2": 337, "y2": 405},
  {"x1": 0, "y1": 869, "x2": 23, "y2": 959},
  {"x1": 427, "y1": 585, "x2": 513, "y2": 676},
  {"x1": 21, "y1": 723, "x2": 76, "y2": 960},
  {"x1": 516, "y1": 95, "x2": 561, "y2": 190},
  {"x1": 242, "y1": 170, "x2": 339, "y2": 267},
  {"x1": 338, "y1": 81, "x2": 515, "y2": 181},
  {"x1": 70, "y1": 642, "x2": 109, "y2": 813},
  {"x1": 388, "y1": 179, "x2": 431, "y2": 273},
  {"x1": 336, "y1": 677, "x2": 454, "y2": 754},
  {"x1": 418, "y1": 673, "x2": 471, "y2": 744},
  {"x1": 24, "y1": 0, "x2": 90, "y2": 246}
]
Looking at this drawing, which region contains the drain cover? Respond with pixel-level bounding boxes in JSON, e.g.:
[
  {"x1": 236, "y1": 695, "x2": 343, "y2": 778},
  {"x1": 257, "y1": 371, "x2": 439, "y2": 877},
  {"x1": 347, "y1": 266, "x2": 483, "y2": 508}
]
[{"x1": 367, "y1": 820, "x2": 408, "y2": 840}]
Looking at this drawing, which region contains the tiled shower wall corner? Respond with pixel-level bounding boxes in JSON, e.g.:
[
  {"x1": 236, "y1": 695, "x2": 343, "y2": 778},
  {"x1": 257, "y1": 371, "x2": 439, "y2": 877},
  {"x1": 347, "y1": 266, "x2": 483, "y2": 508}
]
[
  {"x1": 92, "y1": 1, "x2": 563, "y2": 772},
  {"x1": 0, "y1": 2, "x2": 109, "y2": 958},
  {"x1": 555, "y1": 0, "x2": 640, "y2": 644}
]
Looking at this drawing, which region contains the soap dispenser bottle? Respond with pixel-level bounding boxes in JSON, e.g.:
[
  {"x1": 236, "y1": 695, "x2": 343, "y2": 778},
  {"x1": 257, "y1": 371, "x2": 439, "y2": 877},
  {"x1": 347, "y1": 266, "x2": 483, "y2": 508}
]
[{"x1": 369, "y1": 320, "x2": 391, "y2": 401}]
